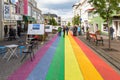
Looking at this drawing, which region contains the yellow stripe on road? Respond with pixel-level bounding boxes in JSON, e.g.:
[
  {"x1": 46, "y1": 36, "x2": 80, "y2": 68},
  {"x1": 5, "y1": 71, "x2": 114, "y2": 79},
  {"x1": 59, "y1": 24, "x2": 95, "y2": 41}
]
[
  {"x1": 65, "y1": 36, "x2": 84, "y2": 80},
  {"x1": 68, "y1": 34, "x2": 104, "y2": 80}
]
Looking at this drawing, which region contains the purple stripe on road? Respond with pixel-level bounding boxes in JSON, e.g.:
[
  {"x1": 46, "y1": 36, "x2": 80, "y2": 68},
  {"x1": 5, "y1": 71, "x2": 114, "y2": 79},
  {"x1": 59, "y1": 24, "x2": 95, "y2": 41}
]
[{"x1": 8, "y1": 35, "x2": 58, "y2": 80}]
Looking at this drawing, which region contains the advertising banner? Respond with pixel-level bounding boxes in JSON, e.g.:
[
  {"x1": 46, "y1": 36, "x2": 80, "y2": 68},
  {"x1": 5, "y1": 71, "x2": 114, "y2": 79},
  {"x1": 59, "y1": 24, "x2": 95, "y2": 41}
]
[
  {"x1": 27, "y1": 24, "x2": 44, "y2": 35},
  {"x1": 45, "y1": 25, "x2": 53, "y2": 32},
  {"x1": 4, "y1": 4, "x2": 10, "y2": 20}
]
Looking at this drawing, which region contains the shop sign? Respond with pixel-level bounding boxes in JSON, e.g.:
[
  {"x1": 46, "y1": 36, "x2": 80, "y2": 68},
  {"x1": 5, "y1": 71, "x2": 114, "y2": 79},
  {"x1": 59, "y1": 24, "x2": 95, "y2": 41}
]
[
  {"x1": 15, "y1": 15, "x2": 23, "y2": 20},
  {"x1": 27, "y1": 24, "x2": 44, "y2": 35},
  {"x1": 4, "y1": 4, "x2": 10, "y2": 20},
  {"x1": 45, "y1": 25, "x2": 53, "y2": 32}
]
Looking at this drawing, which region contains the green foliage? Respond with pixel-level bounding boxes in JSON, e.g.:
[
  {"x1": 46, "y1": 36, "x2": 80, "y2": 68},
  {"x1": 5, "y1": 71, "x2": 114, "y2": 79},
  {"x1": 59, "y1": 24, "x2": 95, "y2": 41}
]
[
  {"x1": 88, "y1": 0, "x2": 120, "y2": 21},
  {"x1": 49, "y1": 17, "x2": 58, "y2": 26},
  {"x1": 89, "y1": 0, "x2": 120, "y2": 49},
  {"x1": 72, "y1": 15, "x2": 80, "y2": 25},
  {"x1": 67, "y1": 22, "x2": 71, "y2": 26}
]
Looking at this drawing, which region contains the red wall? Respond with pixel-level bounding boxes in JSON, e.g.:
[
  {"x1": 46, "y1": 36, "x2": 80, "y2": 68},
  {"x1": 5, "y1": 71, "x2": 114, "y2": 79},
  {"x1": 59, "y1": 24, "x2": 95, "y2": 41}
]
[{"x1": 23, "y1": 0, "x2": 28, "y2": 15}]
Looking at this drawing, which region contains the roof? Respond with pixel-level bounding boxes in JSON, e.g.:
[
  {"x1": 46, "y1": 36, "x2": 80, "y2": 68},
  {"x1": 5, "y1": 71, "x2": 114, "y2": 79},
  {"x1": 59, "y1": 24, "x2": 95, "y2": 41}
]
[{"x1": 43, "y1": 14, "x2": 58, "y2": 18}]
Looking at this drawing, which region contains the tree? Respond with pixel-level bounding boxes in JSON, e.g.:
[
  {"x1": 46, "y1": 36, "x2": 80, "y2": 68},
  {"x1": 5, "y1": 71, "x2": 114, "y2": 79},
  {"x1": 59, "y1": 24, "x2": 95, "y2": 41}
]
[
  {"x1": 49, "y1": 17, "x2": 57, "y2": 26},
  {"x1": 72, "y1": 15, "x2": 80, "y2": 25},
  {"x1": 67, "y1": 22, "x2": 71, "y2": 26},
  {"x1": 89, "y1": 0, "x2": 120, "y2": 49}
]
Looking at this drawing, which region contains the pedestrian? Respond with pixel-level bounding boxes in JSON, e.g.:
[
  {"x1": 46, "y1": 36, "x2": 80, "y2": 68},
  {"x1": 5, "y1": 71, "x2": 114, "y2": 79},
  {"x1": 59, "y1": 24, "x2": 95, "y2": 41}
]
[
  {"x1": 110, "y1": 26, "x2": 114, "y2": 40},
  {"x1": 66, "y1": 26, "x2": 69, "y2": 35},
  {"x1": 8, "y1": 26, "x2": 14, "y2": 40},
  {"x1": 32, "y1": 35, "x2": 39, "y2": 41},
  {"x1": 4, "y1": 25, "x2": 8, "y2": 37},
  {"x1": 77, "y1": 26, "x2": 81, "y2": 36},
  {"x1": 86, "y1": 26, "x2": 89, "y2": 32},
  {"x1": 63, "y1": 26, "x2": 66, "y2": 37},
  {"x1": 58, "y1": 26, "x2": 62, "y2": 36},
  {"x1": 73, "y1": 26, "x2": 77, "y2": 36},
  {"x1": 17, "y1": 25, "x2": 21, "y2": 37},
  {"x1": 82, "y1": 25, "x2": 84, "y2": 34}
]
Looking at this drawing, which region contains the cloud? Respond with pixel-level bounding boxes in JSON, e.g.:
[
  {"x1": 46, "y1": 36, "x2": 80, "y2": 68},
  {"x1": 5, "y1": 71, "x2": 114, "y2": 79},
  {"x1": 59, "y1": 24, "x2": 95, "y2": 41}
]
[
  {"x1": 36, "y1": 0, "x2": 74, "y2": 4},
  {"x1": 41, "y1": 8, "x2": 73, "y2": 18},
  {"x1": 35, "y1": 0, "x2": 75, "y2": 18},
  {"x1": 40, "y1": 2, "x2": 74, "y2": 9}
]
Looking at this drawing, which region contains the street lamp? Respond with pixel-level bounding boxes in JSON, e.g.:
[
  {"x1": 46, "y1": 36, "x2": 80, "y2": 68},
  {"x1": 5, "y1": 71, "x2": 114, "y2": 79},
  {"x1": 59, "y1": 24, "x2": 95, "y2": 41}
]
[{"x1": 79, "y1": 7, "x2": 82, "y2": 35}]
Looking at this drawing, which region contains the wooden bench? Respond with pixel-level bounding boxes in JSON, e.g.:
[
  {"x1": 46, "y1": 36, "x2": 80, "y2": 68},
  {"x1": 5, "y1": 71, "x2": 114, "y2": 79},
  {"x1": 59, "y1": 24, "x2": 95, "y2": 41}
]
[{"x1": 87, "y1": 32, "x2": 104, "y2": 46}]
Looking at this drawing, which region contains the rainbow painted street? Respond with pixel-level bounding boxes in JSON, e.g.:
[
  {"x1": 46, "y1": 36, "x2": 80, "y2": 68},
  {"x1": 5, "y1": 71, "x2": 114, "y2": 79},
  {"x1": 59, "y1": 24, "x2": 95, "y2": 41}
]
[{"x1": 8, "y1": 33, "x2": 120, "y2": 80}]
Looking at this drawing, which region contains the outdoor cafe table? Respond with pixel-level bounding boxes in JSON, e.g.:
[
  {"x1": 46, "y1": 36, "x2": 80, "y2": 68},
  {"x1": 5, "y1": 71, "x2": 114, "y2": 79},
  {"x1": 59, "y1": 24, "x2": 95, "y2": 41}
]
[{"x1": 3, "y1": 44, "x2": 18, "y2": 61}]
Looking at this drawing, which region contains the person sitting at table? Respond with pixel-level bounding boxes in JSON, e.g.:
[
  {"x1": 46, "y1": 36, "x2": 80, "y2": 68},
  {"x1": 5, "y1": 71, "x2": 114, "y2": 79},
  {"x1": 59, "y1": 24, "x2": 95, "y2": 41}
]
[{"x1": 32, "y1": 35, "x2": 40, "y2": 41}]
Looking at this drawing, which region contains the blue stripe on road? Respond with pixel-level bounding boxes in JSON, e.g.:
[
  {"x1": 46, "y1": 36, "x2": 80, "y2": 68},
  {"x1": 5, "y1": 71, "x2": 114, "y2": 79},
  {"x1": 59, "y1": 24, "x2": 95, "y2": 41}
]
[{"x1": 26, "y1": 37, "x2": 60, "y2": 80}]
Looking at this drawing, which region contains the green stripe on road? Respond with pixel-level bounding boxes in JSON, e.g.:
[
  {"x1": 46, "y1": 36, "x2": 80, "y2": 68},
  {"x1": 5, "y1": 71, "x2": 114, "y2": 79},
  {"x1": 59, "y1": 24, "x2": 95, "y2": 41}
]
[{"x1": 45, "y1": 37, "x2": 65, "y2": 80}]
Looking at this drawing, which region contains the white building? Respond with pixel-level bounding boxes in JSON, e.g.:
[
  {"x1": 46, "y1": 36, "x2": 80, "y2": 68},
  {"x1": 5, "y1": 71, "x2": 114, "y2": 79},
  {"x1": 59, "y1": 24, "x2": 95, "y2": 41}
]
[
  {"x1": 0, "y1": 0, "x2": 17, "y2": 40},
  {"x1": 73, "y1": 0, "x2": 93, "y2": 32}
]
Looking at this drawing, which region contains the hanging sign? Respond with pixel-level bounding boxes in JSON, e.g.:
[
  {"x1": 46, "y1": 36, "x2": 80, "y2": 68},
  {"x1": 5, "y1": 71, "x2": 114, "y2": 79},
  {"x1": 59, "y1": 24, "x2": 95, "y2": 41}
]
[{"x1": 4, "y1": 4, "x2": 10, "y2": 20}]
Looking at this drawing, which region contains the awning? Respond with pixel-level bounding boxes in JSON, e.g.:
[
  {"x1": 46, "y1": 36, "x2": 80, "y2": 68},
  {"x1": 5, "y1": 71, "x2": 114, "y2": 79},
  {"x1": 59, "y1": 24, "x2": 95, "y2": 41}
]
[
  {"x1": 112, "y1": 14, "x2": 120, "y2": 20},
  {"x1": 23, "y1": 15, "x2": 36, "y2": 22}
]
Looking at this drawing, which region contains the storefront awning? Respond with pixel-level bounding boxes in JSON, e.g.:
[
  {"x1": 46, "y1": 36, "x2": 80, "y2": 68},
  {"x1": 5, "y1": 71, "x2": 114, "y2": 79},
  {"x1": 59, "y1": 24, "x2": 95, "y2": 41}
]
[
  {"x1": 112, "y1": 14, "x2": 120, "y2": 21},
  {"x1": 23, "y1": 15, "x2": 36, "y2": 22}
]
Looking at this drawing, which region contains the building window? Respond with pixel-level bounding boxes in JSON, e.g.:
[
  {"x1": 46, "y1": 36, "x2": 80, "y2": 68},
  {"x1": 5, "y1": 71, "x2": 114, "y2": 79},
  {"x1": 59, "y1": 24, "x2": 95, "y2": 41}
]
[
  {"x1": 103, "y1": 24, "x2": 108, "y2": 31},
  {"x1": 4, "y1": 0, "x2": 9, "y2": 3}
]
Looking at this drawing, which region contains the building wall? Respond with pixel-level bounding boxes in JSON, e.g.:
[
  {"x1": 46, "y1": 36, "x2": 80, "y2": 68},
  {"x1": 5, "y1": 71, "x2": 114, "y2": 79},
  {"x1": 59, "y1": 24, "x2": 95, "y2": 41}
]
[
  {"x1": 0, "y1": 0, "x2": 4, "y2": 40},
  {"x1": 16, "y1": 0, "x2": 24, "y2": 14}
]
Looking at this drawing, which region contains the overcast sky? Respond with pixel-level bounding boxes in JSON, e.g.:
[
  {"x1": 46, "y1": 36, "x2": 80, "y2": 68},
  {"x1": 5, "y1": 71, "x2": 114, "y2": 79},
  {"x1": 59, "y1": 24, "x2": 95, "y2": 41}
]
[{"x1": 35, "y1": 0, "x2": 79, "y2": 18}]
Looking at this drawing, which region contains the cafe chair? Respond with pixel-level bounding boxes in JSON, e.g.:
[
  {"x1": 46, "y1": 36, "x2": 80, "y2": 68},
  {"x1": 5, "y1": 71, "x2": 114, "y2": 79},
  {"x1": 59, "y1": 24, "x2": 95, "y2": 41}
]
[
  {"x1": 20, "y1": 44, "x2": 35, "y2": 62},
  {"x1": 18, "y1": 40, "x2": 26, "y2": 56},
  {"x1": 0, "y1": 46, "x2": 7, "y2": 55}
]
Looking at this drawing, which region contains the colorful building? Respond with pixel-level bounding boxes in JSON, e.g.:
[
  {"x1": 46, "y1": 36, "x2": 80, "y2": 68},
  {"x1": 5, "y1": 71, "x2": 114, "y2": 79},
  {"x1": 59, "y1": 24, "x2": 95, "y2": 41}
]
[{"x1": 73, "y1": 0, "x2": 120, "y2": 39}]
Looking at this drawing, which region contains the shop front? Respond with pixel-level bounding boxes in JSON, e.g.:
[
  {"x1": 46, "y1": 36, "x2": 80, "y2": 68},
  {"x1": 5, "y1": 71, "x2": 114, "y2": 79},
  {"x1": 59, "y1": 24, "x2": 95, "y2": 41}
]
[
  {"x1": 3, "y1": 20, "x2": 17, "y2": 37},
  {"x1": 112, "y1": 15, "x2": 120, "y2": 39},
  {"x1": 23, "y1": 15, "x2": 36, "y2": 31}
]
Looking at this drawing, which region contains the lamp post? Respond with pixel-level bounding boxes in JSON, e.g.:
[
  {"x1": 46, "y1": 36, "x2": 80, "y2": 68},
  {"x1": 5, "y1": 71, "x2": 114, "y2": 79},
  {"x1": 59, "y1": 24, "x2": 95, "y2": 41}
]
[{"x1": 79, "y1": 8, "x2": 82, "y2": 35}]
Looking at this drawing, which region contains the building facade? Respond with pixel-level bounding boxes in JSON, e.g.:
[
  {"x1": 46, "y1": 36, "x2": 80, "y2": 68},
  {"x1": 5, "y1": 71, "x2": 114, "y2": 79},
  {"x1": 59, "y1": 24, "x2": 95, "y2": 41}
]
[
  {"x1": 73, "y1": 0, "x2": 120, "y2": 38},
  {"x1": 0, "y1": 0, "x2": 43, "y2": 40},
  {"x1": 43, "y1": 13, "x2": 61, "y2": 26},
  {"x1": 0, "y1": 0, "x2": 17, "y2": 40}
]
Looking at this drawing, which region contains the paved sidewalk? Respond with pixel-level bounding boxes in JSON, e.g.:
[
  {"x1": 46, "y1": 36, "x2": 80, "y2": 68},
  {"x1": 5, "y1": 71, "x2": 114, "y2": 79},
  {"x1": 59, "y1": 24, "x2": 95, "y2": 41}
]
[
  {"x1": 78, "y1": 34, "x2": 120, "y2": 73},
  {"x1": 0, "y1": 33, "x2": 56, "y2": 80}
]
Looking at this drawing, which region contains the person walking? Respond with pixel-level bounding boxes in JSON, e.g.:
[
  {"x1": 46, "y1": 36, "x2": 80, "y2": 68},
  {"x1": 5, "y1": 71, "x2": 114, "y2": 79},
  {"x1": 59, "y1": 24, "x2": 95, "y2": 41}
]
[
  {"x1": 4, "y1": 25, "x2": 8, "y2": 37},
  {"x1": 58, "y1": 26, "x2": 62, "y2": 36},
  {"x1": 73, "y1": 26, "x2": 77, "y2": 36},
  {"x1": 63, "y1": 26, "x2": 66, "y2": 37},
  {"x1": 8, "y1": 26, "x2": 14, "y2": 40},
  {"x1": 66, "y1": 26, "x2": 69, "y2": 35},
  {"x1": 82, "y1": 25, "x2": 85, "y2": 34},
  {"x1": 110, "y1": 26, "x2": 114, "y2": 40},
  {"x1": 17, "y1": 25, "x2": 21, "y2": 37},
  {"x1": 77, "y1": 26, "x2": 81, "y2": 36}
]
